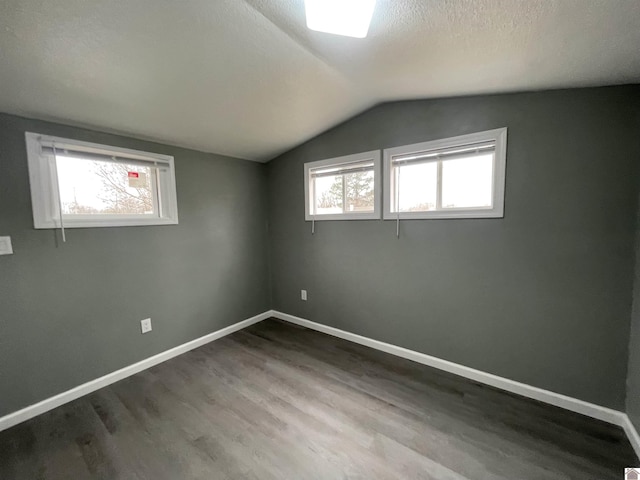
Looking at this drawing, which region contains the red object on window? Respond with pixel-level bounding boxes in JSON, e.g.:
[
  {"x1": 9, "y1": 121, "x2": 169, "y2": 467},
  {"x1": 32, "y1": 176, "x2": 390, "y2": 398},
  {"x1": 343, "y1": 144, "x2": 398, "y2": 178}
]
[{"x1": 127, "y1": 172, "x2": 139, "y2": 178}]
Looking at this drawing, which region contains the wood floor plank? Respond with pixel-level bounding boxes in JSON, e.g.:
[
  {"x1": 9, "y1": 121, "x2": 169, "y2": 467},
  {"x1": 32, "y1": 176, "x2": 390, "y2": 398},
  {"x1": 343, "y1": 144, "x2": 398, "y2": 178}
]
[
  {"x1": 0, "y1": 318, "x2": 636, "y2": 479},
  {"x1": 226, "y1": 324, "x2": 585, "y2": 479},
  {"x1": 244, "y1": 320, "x2": 636, "y2": 475}
]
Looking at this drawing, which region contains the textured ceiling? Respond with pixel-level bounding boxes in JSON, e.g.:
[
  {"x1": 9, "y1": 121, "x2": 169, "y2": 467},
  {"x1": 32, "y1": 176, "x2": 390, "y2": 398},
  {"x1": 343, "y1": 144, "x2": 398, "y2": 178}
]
[{"x1": 0, "y1": 0, "x2": 639, "y2": 161}]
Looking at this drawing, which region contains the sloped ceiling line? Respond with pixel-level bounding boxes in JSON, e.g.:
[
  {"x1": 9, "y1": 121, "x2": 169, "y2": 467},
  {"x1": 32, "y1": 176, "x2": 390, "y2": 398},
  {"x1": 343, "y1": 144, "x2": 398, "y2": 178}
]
[{"x1": 0, "y1": 0, "x2": 638, "y2": 162}]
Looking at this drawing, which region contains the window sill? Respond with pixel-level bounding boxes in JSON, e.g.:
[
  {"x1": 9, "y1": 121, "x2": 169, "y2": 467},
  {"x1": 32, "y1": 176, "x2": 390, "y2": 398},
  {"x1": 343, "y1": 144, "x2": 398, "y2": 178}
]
[
  {"x1": 306, "y1": 213, "x2": 380, "y2": 221},
  {"x1": 34, "y1": 217, "x2": 179, "y2": 229},
  {"x1": 382, "y1": 209, "x2": 503, "y2": 220}
]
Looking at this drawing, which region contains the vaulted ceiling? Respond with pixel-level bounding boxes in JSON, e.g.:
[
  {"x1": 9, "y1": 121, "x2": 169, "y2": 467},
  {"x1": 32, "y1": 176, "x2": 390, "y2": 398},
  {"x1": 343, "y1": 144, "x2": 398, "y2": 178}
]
[{"x1": 1, "y1": 0, "x2": 639, "y2": 161}]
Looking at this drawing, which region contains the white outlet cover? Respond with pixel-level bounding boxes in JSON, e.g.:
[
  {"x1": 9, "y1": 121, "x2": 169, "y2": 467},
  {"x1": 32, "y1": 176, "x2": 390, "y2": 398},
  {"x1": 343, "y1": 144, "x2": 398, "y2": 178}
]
[
  {"x1": 0, "y1": 236, "x2": 13, "y2": 255},
  {"x1": 301, "y1": 290, "x2": 307, "y2": 301},
  {"x1": 140, "y1": 318, "x2": 152, "y2": 334}
]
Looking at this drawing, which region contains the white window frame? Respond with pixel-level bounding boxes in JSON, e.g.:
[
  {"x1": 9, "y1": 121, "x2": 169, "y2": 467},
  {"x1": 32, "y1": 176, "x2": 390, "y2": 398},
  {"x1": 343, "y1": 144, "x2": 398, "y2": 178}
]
[
  {"x1": 383, "y1": 128, "x2": 507, "y2": 220},
  {"x1": 25, "y1": 132, "x2": 179, "y2": 229},
  {"x1": 304, "y1": 150, "x2": 381, "y2": 221}
]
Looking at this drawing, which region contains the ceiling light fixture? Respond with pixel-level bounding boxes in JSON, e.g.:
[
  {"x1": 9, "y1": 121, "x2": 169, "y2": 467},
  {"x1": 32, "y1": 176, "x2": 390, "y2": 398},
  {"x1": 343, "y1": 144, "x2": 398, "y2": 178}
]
[{"x1": 304, "y1": 0, "x2": 376, "y2": 39}]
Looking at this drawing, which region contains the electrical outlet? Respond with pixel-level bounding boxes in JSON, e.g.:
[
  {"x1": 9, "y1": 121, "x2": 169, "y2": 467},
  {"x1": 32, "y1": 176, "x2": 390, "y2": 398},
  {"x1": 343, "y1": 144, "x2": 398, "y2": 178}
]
[
  {"x1": 140, "y1": 318, "x2": 152, "y2": 334},
  {"x1": 301, "y1": 290, "x2": 307, "y2": 301},
  {"x1": 0, "y1": 236, "x2": 13, "y2": 255}
]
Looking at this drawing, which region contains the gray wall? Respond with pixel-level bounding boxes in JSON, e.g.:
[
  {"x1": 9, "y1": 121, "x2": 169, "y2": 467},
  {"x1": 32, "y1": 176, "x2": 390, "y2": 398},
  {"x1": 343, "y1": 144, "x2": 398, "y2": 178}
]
[
  {"x1": 0, "y1": 113, "x2": 271, "y2": 417},
  {"x1": 628, "y1": 185, "x2": 640, "y2": 430},
  {"x1": 2, "y1": 85, "x2": 638, "y2": 419},
  {"x1": 267, "y1": 86, "x2": 640, "y2": 410}
]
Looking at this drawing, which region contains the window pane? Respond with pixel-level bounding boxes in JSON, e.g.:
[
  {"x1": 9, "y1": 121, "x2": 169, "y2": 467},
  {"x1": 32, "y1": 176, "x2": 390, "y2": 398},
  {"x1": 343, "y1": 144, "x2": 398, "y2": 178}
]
[
  {"x1": 345, "y1": 170, "x2": 374, "y2": 213},
  {"x1": 441, "y1": 154, "x2": 493, "y2": 209},
  {"x1": 396, "y1": 162, "x2": 437, "y2": 212},
  {"x1": 313, "y1": 174, "x2": 343, "y2": 215},
  {"x1": 56, "y1": 156, "x2": 155, "y2": 215}
]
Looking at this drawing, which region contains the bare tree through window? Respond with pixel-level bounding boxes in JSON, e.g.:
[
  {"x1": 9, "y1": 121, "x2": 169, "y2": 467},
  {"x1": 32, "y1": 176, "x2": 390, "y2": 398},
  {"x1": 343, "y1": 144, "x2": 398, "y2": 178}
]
[
  {"x1": 93, "y1": 162, "x2": 153, "y2": 214},
  {"x1": 317, "y1": 171, "x2": 374, "y2": 212},
  {"x1": 57, "y1": 157, "x2": 154, "y2": 215}
]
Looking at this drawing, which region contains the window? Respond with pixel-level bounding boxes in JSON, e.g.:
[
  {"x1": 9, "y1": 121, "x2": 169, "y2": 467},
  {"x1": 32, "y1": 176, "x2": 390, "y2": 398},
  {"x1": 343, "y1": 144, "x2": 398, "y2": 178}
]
[
  {"x1": 304, "y1": 150, "x2": 381, "y2": 220},
  {"x1": 26, "y1": 133, "x2": 179, "y2": 229},
  {"x1": 383, "y1": 128, "x2": 507, "y2": 219}
]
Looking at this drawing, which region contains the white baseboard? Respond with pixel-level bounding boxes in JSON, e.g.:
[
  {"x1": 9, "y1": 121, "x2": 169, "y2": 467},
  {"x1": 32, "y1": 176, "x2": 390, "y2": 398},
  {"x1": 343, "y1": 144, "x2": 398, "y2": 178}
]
[
  {"x1": 2, "y1": 308, "x2": 638, "y2": 461},
  {"x1": 271, "y1": 311, "x2": 637, "y2": 449},
  {"x1": 0, "y1": 311, "x2": 272, "y2": 433},
  {"x1": 622, "y1": 415, "x2": 640, "y2": 460}
]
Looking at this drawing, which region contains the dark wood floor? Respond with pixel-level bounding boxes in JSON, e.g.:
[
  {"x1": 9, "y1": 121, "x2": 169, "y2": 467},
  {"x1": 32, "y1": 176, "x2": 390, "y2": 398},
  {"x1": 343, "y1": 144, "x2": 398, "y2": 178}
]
[{"x1": 0, "y1": 318, "x2": 636, "y2": 479}]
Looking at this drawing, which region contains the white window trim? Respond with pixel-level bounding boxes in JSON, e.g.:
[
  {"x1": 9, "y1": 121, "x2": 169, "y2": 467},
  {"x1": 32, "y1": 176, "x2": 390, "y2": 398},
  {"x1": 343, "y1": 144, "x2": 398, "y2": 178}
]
[
  {"x1": 25, "y1": 132, "x2": 179, "y2": 229},
  {"x1": 383, "y1": 128, "x2": 507, "y2": 220},
  {"x1": 304, "y1": 150, "x2": 381, "y2": 221}
]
